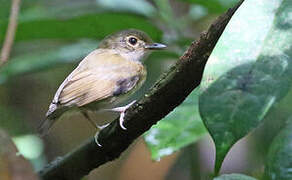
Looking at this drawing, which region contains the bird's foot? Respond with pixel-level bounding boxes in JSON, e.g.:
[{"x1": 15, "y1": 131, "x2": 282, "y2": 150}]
[
  {"x1": 94, "y1": 132, "x2": 102, "y2": 147},
  {"x1": 94, "y1": 123, "x2": 110, "y2": 147},
  {"x1": 95, "y1": 100, "x2": 136, "y2": 146},
  {"x1": 110, "y1": 100, "x2": 137, "y2": 130}
]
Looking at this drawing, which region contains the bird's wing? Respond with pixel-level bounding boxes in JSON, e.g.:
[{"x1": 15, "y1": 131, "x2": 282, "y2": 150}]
[{"x1": 51, "y1": 50, "x2": 145, "y2": 111}]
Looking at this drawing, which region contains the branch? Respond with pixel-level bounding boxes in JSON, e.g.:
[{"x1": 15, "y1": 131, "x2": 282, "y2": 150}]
[
  {"x1": 39, "y1": 1, "x2": 244, "y2": 179},
  {"x1": 0, "y1": 0, "x2": 21, "y2": 66}
]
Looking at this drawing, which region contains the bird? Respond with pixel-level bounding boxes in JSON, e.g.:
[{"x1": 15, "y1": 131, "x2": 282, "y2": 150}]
[{"x1": 38, "y1": 29, "x2": 166, "y2": 145}]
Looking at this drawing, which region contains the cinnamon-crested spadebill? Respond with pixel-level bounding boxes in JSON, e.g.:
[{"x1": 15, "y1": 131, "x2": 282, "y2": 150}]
[{"x1": 39, "y1": 29, "x2": 166, "y2": 145}]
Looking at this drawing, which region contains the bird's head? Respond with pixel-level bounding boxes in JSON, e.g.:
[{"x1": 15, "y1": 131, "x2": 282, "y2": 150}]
[{"x1": 98, "y1": 29, "x2": 166, "y2": 62}]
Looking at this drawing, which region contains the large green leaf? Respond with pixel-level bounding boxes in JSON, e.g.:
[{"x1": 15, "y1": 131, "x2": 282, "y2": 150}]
[
  {"x1": 0, "y1": 13, "x2": 162, "y2": 43},
  {"x1": 214, "y1": 174, "x2": 257, "y2": 180},
  {"x1": 199, "y1": 0, "x2": 291, "y2": 174},
  {"x1": 0, "y1": 40, "x2": 98, "y2": 84},
  {"x1": 264, "y1": 119, "x2": 292, "y2": 180},
  {"x1": 144, "y1": 90, "x2": 207, "y2": 160}
]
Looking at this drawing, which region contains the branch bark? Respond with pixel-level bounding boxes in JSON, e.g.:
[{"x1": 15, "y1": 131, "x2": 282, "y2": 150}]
[
  {"x1": 0, "y1": 0, "x2": 21, "y2": 66},
  {"x1": 39, "y1": 1, "x2": 244, "y2": 179}
]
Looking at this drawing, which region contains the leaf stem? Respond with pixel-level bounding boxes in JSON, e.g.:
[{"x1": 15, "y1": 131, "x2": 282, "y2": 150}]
[{"x1": 0, "y1": 0, "x2": 21, "y2": 66}]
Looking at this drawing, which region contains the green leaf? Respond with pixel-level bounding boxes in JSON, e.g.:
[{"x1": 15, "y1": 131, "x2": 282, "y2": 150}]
[
  {"x1": 144, "y1": 89, "x2": 207, "y2": 160},
  {"x1": 214, "y1": 174, "x2": 257, "y2": 180},
  {"x1": 199, "y1": 0, "x2": 291, "y2": 174},
  {"x1": 0, "y1": 13, "x2": 162, "y2": 43},
  {"x1": 264, "y1": 119, "x2": 292, "y2": 180},
  {"x1": 179, "y1": 0, "x2": 238, "y2": 13},
  {"x1": 0, "y1": 40, "x2": 98, "y2": 84}
]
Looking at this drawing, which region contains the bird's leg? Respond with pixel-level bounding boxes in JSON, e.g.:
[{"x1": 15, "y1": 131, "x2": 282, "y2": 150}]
[
  {"x1": 81, "y1": 111, "x2": 109, "y2": 130},
  {"x1": 107, "y1": 100, "x2": 137, "y2": 130},
  {"x1": 81, "y1": 111, "x2": 97, "y2": 129},
  {"x1": 81, "y1": 111, "x2": 108, "y2": 147}
]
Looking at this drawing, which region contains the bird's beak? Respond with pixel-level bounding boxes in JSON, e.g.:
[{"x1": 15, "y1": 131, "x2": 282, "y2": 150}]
[{"x1": 144, "y1": 43, "x2": 167, "y2": 50}]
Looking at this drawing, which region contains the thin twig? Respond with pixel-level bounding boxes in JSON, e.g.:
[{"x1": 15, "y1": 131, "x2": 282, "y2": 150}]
[
  {"x1": 0, "y1": 0, "x2": 21, "y2": 66},
  {"x1": 39, "y1": 1, "x2": 244, "y2": 179}
]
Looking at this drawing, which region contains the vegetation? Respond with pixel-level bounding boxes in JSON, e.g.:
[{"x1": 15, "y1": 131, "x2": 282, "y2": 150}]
[{"x1": 0, "y1": 0, "x2": 291, "y2": 180}]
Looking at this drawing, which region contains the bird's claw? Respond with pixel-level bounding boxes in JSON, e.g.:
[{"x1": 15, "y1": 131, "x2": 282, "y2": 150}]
[
  {"x1": 119, "y1": 112, "x2": 127, "y2": 130},
  {"x1": 111, "y1": 100, "x2": 136, "y2": 130},
  {"x1": 94, "y1": 131, "x2": 102, "y2": 147}
]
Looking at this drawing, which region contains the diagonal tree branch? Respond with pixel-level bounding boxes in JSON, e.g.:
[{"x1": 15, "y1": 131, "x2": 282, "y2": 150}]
[
  {"x1": 0, "y1": 0, "x2": 21, "y2": 66},
  {"x1": 39, "y1": 1, "x2": 244, "y2": 179}
]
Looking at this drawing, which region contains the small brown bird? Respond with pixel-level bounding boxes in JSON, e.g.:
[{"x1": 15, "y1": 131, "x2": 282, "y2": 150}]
[{"x1": 39, "y1": 29, "x2": 166, "y2": 144}]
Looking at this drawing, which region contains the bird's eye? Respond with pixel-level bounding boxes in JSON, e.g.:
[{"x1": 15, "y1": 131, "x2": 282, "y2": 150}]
[{"x1": 128, "y1": 37, "x2": 138, "y2": 45}]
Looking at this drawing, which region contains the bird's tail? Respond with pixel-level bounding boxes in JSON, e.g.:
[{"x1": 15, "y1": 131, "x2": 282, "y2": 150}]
[
  {"x1": 38, "y1": 118, "x2": 55, "y2": 137},
  {"x1": 38, "y1": 102, "x2": 67, "y2": 137}
]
